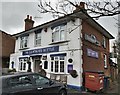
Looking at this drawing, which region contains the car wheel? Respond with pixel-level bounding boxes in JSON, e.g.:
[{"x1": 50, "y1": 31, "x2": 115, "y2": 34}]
[{"x1": 59, "y1": 90, "x2": 67, "y2": 95}]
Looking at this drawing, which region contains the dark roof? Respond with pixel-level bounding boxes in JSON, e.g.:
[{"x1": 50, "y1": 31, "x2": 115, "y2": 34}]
[{"x1": 12, "y1": 10, "x2": 114, "y2": 39}]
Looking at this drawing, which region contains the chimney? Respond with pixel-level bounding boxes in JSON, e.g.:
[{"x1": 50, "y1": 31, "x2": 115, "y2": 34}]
[
  {"x1": 24, "y1": 15, "x2": 34, "y2": 30},
  {"x1": 80, "y1": 2, "x2": 85, "y2": 9},
  {"x1": 73, "y1": 2, "x2": 85, "y2": 12}
]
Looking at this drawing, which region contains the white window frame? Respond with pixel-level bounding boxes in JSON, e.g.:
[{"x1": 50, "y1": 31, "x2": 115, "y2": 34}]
[
  {"x1": 104, "y1": 54, "x2": 107, "y2": 68},
  {"x1": 50, "y1": 56, "x2": 65, "y2": 73},
  {"x1": 52, "y1": 25, "x2": 66, "y2": 42},
  {"x1": 102, "y1": 36, "x2": 106, "y2": 48},
  {"x1": 19, "y1": 58, "x2": 27, "y2": 71},
  {"x1": 35, "y1": 32, "x2": 41, "y2": 46},
  {"x1": 20, "y1": 36, "x2": 28, "y2": 49}
]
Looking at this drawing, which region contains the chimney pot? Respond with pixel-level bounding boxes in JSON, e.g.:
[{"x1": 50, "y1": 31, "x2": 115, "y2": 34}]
[
  {"x1": 24, "y1": 15, "x2": 34, "y2": 31},
  {"x1": 27, "y1": 15, "x2": 29, "y2": 19},
  {"x1": 80, "y1": 2, "x2": 85, "y2": 9},
  {"x1": 73, "y1": 2, "x2": 86, "y2": 13},
  {"x1": 30, "y1": 16, "x2": 32, "y2": 20}
]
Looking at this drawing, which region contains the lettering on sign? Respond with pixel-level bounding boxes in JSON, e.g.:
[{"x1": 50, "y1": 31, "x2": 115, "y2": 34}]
[
  {"x1": 85, "y1": 34, "x2": 100, "y2": 46},
  {"x1": 23, "y1": 46, "x2": 59, "y2": 55},
  {"x1": 87, "y1": 48, "x2": 99, "y2": 58}
]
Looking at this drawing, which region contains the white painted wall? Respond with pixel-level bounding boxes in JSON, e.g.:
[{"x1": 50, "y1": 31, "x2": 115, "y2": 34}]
[
  {"x1": 10, "y1": 18, "x2": 83, "y2": 88},
  {"x1": 9, "y1": 52, "x2": 21, "y2": 71}
]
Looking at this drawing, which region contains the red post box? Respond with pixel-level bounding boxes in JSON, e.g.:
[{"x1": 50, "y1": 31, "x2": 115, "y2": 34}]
[{"x1": 85, "y1": 71, "x2": 104, "y2": 92}]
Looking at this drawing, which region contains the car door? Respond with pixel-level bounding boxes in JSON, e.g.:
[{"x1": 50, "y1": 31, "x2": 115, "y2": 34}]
[
  {"x1": 31, "y1": 74, "x2": 60, "y2": 95},
  {"x1": 8, "y1": 75, "x2": 35, "y2": 95}
]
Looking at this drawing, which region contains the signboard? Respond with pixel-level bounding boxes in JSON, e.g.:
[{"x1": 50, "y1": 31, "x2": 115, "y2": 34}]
[
  {"x1": 23, "y1": 46, "x2": 59, "y2": 55},
  {"x1": 85, "y1": 34, "x2": 100, "y2": 46},
  {"x1": 68, "y1": 64, "x2": 73, "y2": 73},
  {"x1": 87, "y1": 48, "x2": 98, "y2": 58}
]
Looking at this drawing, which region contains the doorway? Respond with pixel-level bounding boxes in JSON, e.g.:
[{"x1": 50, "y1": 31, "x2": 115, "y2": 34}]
[{"x1": 33, "y1": 56, "x2": 41, "y2": 73}]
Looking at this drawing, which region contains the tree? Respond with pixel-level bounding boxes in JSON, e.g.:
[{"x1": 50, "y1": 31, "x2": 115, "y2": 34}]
[
  {"x1": 116, "y1": 27, "x2": 120, "y2": 68},
  {"x1": 113, "y1": 16, "x2": 120, "y2": 73},
  {"x1": 38, "y1": 0, "x2": 120, "y2": 18}
]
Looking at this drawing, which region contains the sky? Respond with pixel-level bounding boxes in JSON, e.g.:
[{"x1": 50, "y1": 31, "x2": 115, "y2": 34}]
[{"x1": 0, "y1": 0, "x2": 118, "y2": 51}]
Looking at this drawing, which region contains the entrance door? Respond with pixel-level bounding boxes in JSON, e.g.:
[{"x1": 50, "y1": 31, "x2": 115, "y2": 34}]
[
  {"x1": 35, "y1": 60, "x2": 40, "y2": 73},
  {"x1": 33, "y1": 57, "x2": 41, "y2": 73}
]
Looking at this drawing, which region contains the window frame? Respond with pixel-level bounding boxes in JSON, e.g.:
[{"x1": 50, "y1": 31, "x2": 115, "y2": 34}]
[
  {"x1": 50, "y1": 56, "x2": 65, "y2": 73},
  {"x1": 102, "y1": 36, "x2": 106, "y2": 48},
  {"x1": 19, "y1": 58, "x2": 27, "y2": 71},
  {"x1": 32, "y1": 74, "x2": 50, "y2": 86},
  {"x1": 20, "y1": 36, "x2": 29, "y2": 49},
  {"x1": 8, "y1": 75, "x2": 32, "y2": 88},
  {"x1": 52, "y1": 25, "x2": 66, "y2": 42},
  {"x1": 44, "y1": 61, "x2": 48, "y2": 69},
  {"x1": 35, "y1": 32, "x2": 42, "y2": 46},
  {"x1": 103, "y1": 54, "x2": 107, "y2": 69}
]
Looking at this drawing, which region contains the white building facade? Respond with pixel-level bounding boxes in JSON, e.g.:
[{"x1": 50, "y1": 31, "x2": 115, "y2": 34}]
[{"x1": 10, "y1": 15, "x2": 83, "y2": 90}]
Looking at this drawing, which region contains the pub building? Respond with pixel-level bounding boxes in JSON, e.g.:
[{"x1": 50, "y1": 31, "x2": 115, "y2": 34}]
[{"x1": 9, "y1": 3, "x2": 114, "y2": 91}]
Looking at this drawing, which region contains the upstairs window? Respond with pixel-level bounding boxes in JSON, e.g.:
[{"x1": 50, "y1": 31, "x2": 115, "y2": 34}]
[
  {"x1": 102, "y1": 36, "x2": 106, "y2": 48},
  {"x1": 52, "y1": 25, "x2": 66, "y2": 42},
  {"x1": 20, "y1": 36, "x2": 28, "y2": 49},
  {"x1": 103, "y1": 54, "x2": 107, "y2": 69},
  {"x1": 35, "y1": 32, "x2": 41, "y2": 46}
]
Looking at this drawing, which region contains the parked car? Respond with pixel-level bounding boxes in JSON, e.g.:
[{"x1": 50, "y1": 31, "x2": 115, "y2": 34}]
[{"x1": 0, "y1": 72, "x2": 67, "y2": 95}]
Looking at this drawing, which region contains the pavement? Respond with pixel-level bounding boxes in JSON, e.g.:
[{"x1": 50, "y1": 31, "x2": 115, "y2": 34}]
[
  {"x1": 67, "y1": 81, "x2": 118, "y2": 95},
  {"x1": 105, "y1": 81, "x2": 118, "y2": 94}
]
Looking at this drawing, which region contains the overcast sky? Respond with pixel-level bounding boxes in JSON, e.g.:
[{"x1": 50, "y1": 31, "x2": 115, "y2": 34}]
[{"x1": 0, "y1": 0, "x2": 118, "y2": 51}]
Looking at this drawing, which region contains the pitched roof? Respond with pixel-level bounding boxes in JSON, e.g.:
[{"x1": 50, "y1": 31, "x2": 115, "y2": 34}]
[{"x1": 12, "y1": 10, "x2": 114, "y2": 39}]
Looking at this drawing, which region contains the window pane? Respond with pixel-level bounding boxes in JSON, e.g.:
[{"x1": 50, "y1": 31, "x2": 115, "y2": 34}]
[
  {"x1": 55, "y1": 56, "x2": 58, "y2": 60},
  {"x1": 36, "y1": 39, "x2": 41, "y2": 45},
  {"x1": 51, "y1": 62, "x2": 53, "y2": 72},
  {"x1": 23, "y1": 63, "x2": 26, "y2": 70},
  {"x1": 60, "y1": 30, "x2": 65, "y2": 41},
  {"x1": 51, "y1": 57, "x2": 54, "y2": 60},
  {"x1": 20, "y1": 62, "x2": 22, "y2": 70},
  {"x1": 52, "y1": 25, "x2": 66, "y2": 42},
  {"x1": 60, "y1": 56, "x2": 64, "y2": 60},
  {"x1": 60, "y1": 61, "x2": 64, "y2": 72},
  {"x1": 35, "y1": 33, "x2": 41, "y2": 45},
  {"x1": 9, "y1": 76, "x2": 32, "y2": 88},
  {"x1": 44, "y1": 61, "x2": 48, "y2": 69},
  {"x1": 32, "y1": 75, "x2": 49, "y2": 86},
  {"x1": 20, "y1": 36, "x2": 28, "y2": 48},
  {"x1": 104, "y1": 54, "x2": 107, "y2": 68},
  {"x1": 55, "y1": 61, "x2": 59, "y2": 72},
  {"x1": 54, "y1": 30, "x2": 59, "y2": 41}
]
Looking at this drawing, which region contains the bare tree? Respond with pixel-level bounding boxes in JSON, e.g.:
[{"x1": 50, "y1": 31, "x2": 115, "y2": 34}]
[
  {"x1": 116, "y1": 28, "x2": 120, "y2": 64},
  {"x1": 38, "y1": 0, "x2": 120, "y2": 18}
]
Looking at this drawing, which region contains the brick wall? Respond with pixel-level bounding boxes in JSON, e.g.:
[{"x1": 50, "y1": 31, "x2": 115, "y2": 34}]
[
  {"x1": 0, "y1": 31, "x2": 15, "y2": 68},
  {"x1": 82, "y1": 20, "x2": 110, "y2": 76},
  {"x1": 1, "y1": 32, "x2": 15, "y2": 57}
]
